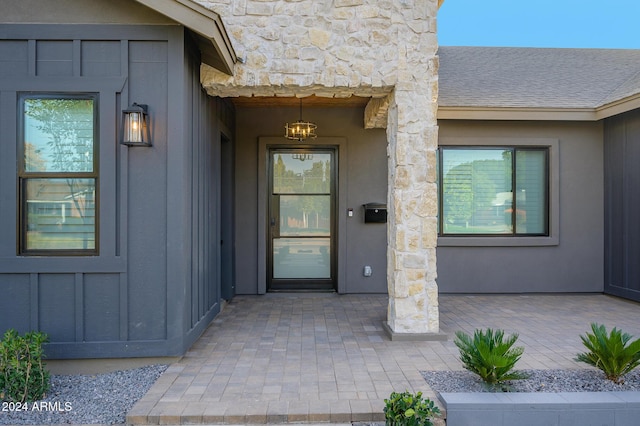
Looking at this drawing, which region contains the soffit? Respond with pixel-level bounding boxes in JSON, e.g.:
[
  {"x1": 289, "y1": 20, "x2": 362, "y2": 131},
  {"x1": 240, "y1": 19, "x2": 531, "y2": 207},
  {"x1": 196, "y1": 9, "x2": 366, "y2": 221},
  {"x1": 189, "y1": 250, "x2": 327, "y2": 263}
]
[
  {"x1": 133, "y1": 0, "x2": 236, "y2": 75},
  {"x1": 230, "y1": 95, "x2": 371, "y2": 108}
]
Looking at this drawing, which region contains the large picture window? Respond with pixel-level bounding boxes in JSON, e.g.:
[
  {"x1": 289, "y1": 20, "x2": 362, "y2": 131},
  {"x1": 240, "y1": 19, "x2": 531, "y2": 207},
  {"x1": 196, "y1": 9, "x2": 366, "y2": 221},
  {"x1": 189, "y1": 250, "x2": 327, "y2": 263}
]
[
  {"x1": 438, "y1": 147, "x2": 548, "y2": 236},
  {"x1": 19, "y1": 95, "x2": 98, "y2": 254}
]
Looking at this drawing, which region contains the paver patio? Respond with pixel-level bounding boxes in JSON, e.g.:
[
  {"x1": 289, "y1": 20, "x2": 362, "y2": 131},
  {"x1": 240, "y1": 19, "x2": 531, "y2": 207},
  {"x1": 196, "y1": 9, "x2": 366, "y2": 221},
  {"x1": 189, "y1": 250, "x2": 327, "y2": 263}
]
[{"x1": 127, "y1": 293, "x2": 640, "y2": 424}]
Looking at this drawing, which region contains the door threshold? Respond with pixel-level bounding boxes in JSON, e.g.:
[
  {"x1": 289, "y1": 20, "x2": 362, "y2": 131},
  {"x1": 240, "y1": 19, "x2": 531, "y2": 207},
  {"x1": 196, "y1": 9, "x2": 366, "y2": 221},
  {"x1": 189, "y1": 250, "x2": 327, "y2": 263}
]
[
  {"x1": 267, "y1": 288, "x2": 336, "y2": 293},
  {"x1": 264, "y1": 291, "x2": 338, "y2": 297}
]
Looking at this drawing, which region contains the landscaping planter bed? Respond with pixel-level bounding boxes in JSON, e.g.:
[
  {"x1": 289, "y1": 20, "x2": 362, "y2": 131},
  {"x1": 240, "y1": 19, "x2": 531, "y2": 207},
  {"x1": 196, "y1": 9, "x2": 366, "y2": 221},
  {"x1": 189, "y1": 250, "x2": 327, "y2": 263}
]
[
  {"x1": 424, "y1": 370, "x2": 640, "y2": 426},
  {"x1": 439, "y1": 391, "x2": 640, "y2": 426}
]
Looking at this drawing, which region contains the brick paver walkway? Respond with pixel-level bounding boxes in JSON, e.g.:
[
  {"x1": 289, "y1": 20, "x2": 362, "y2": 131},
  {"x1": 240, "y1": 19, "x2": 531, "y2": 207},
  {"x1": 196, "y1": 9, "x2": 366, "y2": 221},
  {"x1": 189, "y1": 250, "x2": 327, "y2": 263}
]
[{"x1": 127, "y1": 293, "x2": 640, "y2": 424}]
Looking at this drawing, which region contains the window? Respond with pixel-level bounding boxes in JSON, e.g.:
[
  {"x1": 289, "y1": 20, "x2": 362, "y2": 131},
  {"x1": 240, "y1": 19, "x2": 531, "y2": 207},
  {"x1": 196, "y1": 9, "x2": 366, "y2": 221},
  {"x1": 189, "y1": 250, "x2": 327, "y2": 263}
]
[
  {"x1": 438, "y1": 147, "x2": 548, "y2": 236},
  {"x1": 19, "y1": 94, "x2": 98, "y2": 254}
]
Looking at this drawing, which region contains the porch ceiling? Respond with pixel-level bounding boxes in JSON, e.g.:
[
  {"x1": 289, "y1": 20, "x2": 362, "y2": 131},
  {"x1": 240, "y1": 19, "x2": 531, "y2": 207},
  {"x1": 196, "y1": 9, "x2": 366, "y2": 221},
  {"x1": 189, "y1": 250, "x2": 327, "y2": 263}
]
[{"x1": 229, "y1": 95, "x2": 371, "y2": 108}]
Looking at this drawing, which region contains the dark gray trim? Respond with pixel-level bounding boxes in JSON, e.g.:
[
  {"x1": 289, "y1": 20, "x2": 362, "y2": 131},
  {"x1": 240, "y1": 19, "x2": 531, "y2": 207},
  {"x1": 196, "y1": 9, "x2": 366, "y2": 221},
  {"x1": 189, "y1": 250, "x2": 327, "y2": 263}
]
[
  {"x1": 74, "y1": 273, "x2": 83, "y2": 341},
  {"x1": 44, "y1": 339, "x2": 183, "y2": 359},
  {"x1": 119, "y1": 272, "x2": 128, "y2": 341},
  {"x1": 0, "y1": 78, "x2": 126, "y2": 92},
  {"x1": 0, "y1": 257, "x2": 126, "y2": 272},
  {"x1": 29, "y1": 273, "x2": 38, "y2": 330},
  {"x1": 0, "y1": 91, "x2": 17, "y2": 257},
  {"x1": 165, "y1": 25, "x2": 187, "y2": 351},
  {"x1": 0, "y1": 24, "x2": 180, "y2": 41}
]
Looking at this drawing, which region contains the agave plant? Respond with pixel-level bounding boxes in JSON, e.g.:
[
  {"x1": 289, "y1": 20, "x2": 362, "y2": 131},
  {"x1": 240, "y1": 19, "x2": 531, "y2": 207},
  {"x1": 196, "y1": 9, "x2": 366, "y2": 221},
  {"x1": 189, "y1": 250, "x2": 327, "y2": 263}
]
[
  {"x1": 454, "y1": 328, "x2": 528, "y2": 385},
  {"x1": 575, "y1": 323, "x2": 640, "y2": 384}
]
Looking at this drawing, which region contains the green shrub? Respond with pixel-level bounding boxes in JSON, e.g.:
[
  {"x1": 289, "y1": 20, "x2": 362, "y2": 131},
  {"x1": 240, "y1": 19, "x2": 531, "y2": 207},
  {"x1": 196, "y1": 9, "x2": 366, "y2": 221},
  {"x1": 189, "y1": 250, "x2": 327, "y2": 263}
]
[
  {"x1": 454, "y1": 328, "x2": 528, "y2": 386},
  {"x1": 575, "y1": 323, "x2": 640, "y2": 384},
  {"x1": 384, "y1": 391, "x2": 440, "y2": 426},
  {"x1": 0, "y1": 329, "x2": 50, "y2": 402}
]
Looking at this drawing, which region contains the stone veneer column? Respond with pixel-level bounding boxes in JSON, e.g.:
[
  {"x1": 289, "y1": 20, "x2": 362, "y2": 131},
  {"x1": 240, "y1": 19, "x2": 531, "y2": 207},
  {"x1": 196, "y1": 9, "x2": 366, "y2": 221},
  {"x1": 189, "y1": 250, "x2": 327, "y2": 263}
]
[
  {"x1": 196, "y1": 0, "x2": 443, "y2": 337},
  {"x1": 385, "y1": 22, "x2": 442, "y2": 338}
]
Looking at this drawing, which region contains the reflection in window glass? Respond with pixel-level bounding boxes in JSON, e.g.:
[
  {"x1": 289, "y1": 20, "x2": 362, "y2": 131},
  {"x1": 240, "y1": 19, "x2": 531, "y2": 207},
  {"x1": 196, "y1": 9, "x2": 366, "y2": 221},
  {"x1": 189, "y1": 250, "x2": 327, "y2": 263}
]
[
  {"x1": 279, "y1": 195, "x2": 331, "y2": 236},
  {"x1": 272, "y1": 152, "x2": 331, "y2": 194},
  {"x1": 442, "y1": 149, "x2": 513, "y2": 234},
  {"x1": 273, "y1": 238, "x2": 330, "y2": 279},
  {"x1": 515, "y1": 150, "x2": 547, "y2": 235},
  {"x1": 440, "y1": 147, "x2": 548, "y2": 236},
  {"x1": 24, "y1": 178, "x2": 96, "y2": 250},
  {"x1": 20, "y1": 95, "x2": 98, "y2": 254},
  {"x1": 24, "y1": 98, "x2": 94, "y2": 173}
]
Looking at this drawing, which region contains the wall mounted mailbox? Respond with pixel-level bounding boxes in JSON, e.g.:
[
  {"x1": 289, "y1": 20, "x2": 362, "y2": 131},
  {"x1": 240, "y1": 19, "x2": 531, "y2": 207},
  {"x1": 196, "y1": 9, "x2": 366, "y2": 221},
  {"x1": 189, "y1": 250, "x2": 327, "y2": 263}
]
[{"x1": 363, "y1": 203, "x2": 387, "y2": 223}]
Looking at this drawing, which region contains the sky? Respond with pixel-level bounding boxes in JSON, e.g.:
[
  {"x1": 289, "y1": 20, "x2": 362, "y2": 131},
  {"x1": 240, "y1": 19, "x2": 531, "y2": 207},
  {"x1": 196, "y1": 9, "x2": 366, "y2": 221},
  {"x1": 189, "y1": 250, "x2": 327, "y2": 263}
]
[{"x1": 437, "y1": 0, "x2": 640, "y2": 49}]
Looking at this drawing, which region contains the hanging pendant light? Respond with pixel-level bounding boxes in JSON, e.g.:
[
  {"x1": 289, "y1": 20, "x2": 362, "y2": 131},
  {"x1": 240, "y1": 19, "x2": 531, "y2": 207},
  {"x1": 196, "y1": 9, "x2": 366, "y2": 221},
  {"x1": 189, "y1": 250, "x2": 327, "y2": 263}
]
[{"x1": 284, "y1": 98, "x2": 317, "y2": 141}]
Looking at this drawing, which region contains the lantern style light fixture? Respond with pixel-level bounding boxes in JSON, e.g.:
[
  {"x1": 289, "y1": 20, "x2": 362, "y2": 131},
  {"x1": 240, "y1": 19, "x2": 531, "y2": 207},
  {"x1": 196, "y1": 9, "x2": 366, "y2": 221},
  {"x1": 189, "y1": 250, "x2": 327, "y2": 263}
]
[
  {"x1": 284, "y1": 98, "x2": 317, "y2": 142},
  {"x1": 121, "y1": 103, "x2": 151, "y2": 146},
  {"x1": 292, "y1": 153, "x2": 313, "y2": 161}
]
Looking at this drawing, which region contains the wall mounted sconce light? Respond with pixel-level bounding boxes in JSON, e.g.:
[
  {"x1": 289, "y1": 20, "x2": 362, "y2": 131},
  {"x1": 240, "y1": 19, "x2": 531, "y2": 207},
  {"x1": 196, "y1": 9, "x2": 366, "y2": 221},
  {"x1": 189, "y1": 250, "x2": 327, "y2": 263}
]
[
  {"x1": 121, "y1": 103, "x2": 151, "y2": 146},
  {"x1": 284, "y1": 98, "x2": 317, "y2": 142}
]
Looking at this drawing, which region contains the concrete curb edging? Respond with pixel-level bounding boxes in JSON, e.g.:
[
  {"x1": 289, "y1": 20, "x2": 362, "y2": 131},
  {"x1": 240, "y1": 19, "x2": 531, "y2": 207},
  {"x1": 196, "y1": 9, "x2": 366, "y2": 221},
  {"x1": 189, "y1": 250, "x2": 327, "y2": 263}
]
[{"x1": 439, "y1": 391, "x2": 640, "y2": 426}]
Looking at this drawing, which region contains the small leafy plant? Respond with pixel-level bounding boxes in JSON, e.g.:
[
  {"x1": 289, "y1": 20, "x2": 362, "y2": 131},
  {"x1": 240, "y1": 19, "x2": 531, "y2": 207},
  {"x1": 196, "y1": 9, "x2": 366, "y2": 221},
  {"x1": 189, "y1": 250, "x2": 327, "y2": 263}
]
[
  {"x1": 454, "y1": 328, "x2": 528, "y2": 387},
  {"x1": 0, "y1": 329, "x2": 50, "y2": 402},
  {"x1": 575, "y1": 323, "x2": 640, "y2": 384},
  {"x1": 384, "y1": 391, "x2": 440, "y2": 426}
]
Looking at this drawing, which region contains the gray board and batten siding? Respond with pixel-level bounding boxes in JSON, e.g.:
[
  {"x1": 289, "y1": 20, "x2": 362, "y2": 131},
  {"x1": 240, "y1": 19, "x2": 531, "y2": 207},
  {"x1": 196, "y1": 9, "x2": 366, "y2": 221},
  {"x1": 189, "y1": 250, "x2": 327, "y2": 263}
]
[
  {"x1": 605, "y1": 108, "x2": 640, "y2": 302},
  {"x1": 0, "y1": 18, "x2": 233, "y2": 358}
]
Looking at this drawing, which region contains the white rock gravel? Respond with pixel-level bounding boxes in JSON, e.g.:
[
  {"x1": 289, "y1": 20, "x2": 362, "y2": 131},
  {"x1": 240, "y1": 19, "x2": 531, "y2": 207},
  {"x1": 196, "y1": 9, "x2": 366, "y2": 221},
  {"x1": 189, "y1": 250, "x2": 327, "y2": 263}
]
[{"x1": 0, "y1": 364, "x2": 167, "y2": 425}]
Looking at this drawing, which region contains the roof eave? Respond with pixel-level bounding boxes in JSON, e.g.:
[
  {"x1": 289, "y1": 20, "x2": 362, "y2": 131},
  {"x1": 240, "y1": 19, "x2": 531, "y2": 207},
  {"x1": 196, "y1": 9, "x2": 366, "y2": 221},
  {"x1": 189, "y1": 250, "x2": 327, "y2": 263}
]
[
  {"x1": 596, "y1": 93, "x2": 640, "y2": 120},
  {"x1": 133, "y1": 0, "x2": 236, "y2": 75},
  {"x1": 439, "y1": 92, "x2": 640, "y2": 121}
]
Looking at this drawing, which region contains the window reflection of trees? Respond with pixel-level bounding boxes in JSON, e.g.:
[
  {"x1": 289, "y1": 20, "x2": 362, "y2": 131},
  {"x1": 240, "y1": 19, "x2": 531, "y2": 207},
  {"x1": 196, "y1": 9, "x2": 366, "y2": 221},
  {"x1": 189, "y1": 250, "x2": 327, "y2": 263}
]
[
  {"x1": 273, "y1": 154, "x2": 331, "y2": 235},
  {"x1": 22, "y1": 98, "x2": 96, "y2": 250},
  {"x1": 443, "y1": 154, "x2": 512, "y2": 233}
]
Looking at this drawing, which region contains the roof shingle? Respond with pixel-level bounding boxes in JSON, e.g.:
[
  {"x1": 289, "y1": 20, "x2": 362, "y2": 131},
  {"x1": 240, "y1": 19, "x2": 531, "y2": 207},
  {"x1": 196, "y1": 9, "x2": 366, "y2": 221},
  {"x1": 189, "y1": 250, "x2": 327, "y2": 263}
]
[{"x1": 438, "y1": 46, "x2": 640, "y2": 110}]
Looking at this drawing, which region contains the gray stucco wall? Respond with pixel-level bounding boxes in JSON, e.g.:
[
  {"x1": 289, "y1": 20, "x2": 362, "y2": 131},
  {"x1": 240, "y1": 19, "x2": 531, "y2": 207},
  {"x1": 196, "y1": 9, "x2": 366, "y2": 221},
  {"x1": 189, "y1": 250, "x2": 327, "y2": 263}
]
[
  {"x1": 437, "y1": 120, "x2": 604, "y2": 293},
  {"x1": 234, "y1": 105, "x2": 388, "y2": 294}
]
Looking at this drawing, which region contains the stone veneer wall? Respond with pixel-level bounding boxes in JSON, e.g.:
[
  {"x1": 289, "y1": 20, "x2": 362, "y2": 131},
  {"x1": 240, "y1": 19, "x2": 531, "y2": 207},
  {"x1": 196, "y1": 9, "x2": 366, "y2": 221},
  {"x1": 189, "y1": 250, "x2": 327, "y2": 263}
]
[{"x1": 196, "y1": 0, "x2": 440, "y2": 334}]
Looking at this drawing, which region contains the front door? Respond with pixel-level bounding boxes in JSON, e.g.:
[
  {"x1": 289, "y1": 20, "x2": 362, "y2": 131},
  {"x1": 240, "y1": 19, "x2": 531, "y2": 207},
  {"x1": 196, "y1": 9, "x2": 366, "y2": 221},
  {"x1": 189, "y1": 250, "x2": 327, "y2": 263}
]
[{"x1": 268, "y1": 148, "x2": 336, "y2": 291}]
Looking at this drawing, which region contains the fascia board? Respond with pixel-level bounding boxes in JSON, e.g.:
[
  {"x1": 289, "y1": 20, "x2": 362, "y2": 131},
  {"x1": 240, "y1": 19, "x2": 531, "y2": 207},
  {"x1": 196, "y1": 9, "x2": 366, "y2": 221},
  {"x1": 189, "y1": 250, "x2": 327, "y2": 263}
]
[
  {"x1": 437, "y1": 106, "x2": 598, "y2": 121},
  {"x1": 134, "y1": 0, "x2": 236, "y2": 74},
  {"x1": 595, "y1": 94, "x2": 640, "y2": 120}
]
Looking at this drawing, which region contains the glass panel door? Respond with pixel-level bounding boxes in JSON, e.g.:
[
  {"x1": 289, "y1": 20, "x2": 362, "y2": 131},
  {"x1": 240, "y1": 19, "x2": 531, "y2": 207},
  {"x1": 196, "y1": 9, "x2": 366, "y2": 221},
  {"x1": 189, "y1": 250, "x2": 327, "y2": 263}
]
[{"x1": 268, "y1": 149, "x2": 335, "y2": 290}]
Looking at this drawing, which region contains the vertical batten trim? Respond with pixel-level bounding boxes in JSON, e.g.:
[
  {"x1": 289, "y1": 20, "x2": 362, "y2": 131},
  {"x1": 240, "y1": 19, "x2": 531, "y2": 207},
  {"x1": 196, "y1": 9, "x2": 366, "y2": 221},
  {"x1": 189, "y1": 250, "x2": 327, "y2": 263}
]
[
  {"x1": 75, "y1": 273, "x2": 84, "y2": 341},
  {"x1": 73, "y1": 39, "x2": 81, "y2": 77},
  {"x1": 28, "y1": 39, "x2": 36, "y2": 76},
  {"x1": 119, "y1": 272, "x2": 128, "y2": 341},
  {"x1": 30, "y1": 273, "x2": 39, "y2": 330}
]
